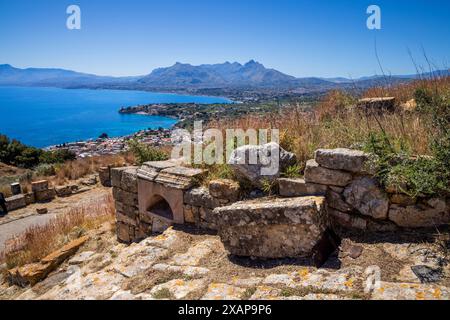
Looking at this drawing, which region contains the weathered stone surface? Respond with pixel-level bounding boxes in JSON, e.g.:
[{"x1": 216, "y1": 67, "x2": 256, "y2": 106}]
[
  {"x1": 304, "y1": 159, "x2": 353, "y2": 187},
  {"x1": 343, "y1": 177, "x2": 389, "y2": 220},
  {"x1": 371, "y1": 282, "x2": 450, "y2": 300},
  {"x1": 111, "y1": 167, "x2": 128, "y2": 188},
  {"x1": 121, "y1": 167, "x2": 138, "y2": 193},
  {"x1": 113, "y1": 188, "x2": 138, "y2": 206},
  {"x1": 278, "y1": 178, "x2": 327, "y2": 197},
  {"x1": 357, "y1": 97, "x2": 396, "y2": 112},
  {"x1": 24, "y1": 192, "x2": 35, "y2": 205},
  {"x1": 55, "y1": 186, "x2": 72, "y2": 197},
  {"x1": 8, "y1": 236, "x2": 88, "y2": 287},
  {"x1": 36, "y1": 208, "x2": 48, "y2": 215},
  {"x1": 228, "y1": 143, "x2": 297, "y2": 188},
  {"x1": 262, "y1": 267, "x2": 361, "y2": 292},
  {"x1": 5, "y1": 194, "x2": 27, "y2": 211},
  {"x1": 31, "y1": 180, "x2": 49, "y2": 193},
  {"x1": 117, "y1": 222, "x2": 132, "y2": 243},
  {"x1": 183, "y1": 205, "x2": 197, "y2": 224},
  {"x1": 183, "y1": 187, "x2": 221, "y2": 209},
  {"x1": 389, "y1": 203, "x2": 450, "y2": 228},
  {"x1": 315, "y1": 148, "x2": 371, "y2": 174},
  {"x1": 390, "y1": 194, "x2": 416, "y2": 206},
  {"x1": 10, "y1": 183, "x2": 21, "y2": 196},
  {"x1": 152, "y1": 264, "x2": 210, "y2": 277},
  {"x1": 115, "y1": 201, "x2": 138, "y2": 218},
  {"x1": 215, "y1": 196, "x2": 327, "y2": 258},
  {"x1": 171, "y1": 239, "x2": 220, "y2": 266},
  {"x1": 116, "y1": 211, "x2": 137, "y2": 226},
  {"x1": 202, "y1": 283, "x2": 246, "y2": 300},
  {"x1": 69, "y1": 251, "x2": 95, "y2": 265},
  {"x1": 151, "y1": 279, "x2": 206, "y2": 300},
  {"x1": 98, "y1": 167, "x2": 111, "y2": 187},
  {"x1": 326, "y1": 190, "x2": 353, "y2": 212},
  {"x1": 328, "y1": 207, "x2": 367, "y2": 230},
  {"x1": 208, "y1": 179, "x2": 240, "y2": 201},
  {"x1": 155, "y1": 166, "x2": 206, "y2": 190},
  {"x1": 35, "y1": 189, "x2": 56, "y2": 202}
]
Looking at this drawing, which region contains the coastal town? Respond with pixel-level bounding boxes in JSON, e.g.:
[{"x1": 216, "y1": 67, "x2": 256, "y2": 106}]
[{"x1": 44, "y1": 128, "x2": 173, "y2": 158}]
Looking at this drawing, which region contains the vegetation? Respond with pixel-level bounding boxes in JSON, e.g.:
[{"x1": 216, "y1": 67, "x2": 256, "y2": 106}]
[
  {"x1": 0, "y1": 194, "x2": 115, "y2": 269},
  {"x1": 363, "y1": 84, "x2": 450, "y2": 197},
  {"x1": 208, "y1": 76, "x2": 449, "y2": 197},
  {"x1": 0, "y1": 134, "x2": 76, "y2": 169},
  {"x1": 127, "y1": 139, "x2": 169, "y2": 165}
]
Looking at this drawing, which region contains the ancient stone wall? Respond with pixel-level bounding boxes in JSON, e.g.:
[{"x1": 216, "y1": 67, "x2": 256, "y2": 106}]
[{"x1": 279, "y1": 148, "x2": 450, "y2": 231}]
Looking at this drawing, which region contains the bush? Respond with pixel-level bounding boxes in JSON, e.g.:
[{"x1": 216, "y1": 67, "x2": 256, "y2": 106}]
[
  {"x1": 127, "y1": 139, "x2": 168, "y2": 165},
  {"x1": 363, "y1": 86, "x2": 450, "y2": 198}
]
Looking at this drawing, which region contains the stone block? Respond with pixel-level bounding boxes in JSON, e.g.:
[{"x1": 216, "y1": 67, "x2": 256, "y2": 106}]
[
  {"x1": 117, "y1": 222, "x2": 131, "y2": 243},
  {"x1": 326, "y1": 190, "x2": 353, "y2": 212},
  {"x1": 121, "y1": 167, "x2": 138, "y2": 193},
  {"x1": 304, "y1": 159, "x2": 353, "y2": 187},
  {"x1": 10, "y1": 183, "x2": 21, "y2": 196},
  {"x1": 116, "y1": 211, "x2": 137, "y2": 226},
  {"x1": 115, "y1": 201, "x2": 138, "y2": 218},
  {"x1": 55, "y1": 186, "x2": 72, "y2": 197},
  {"x1": 357, "y1": 97, "x2": 396, "y2": 112},
  {"x1": 98, "y1": 167, "x2": 111, "y2": 187},
  {"x1": 228, "y1": 142, "x2": 297, "y2": 188},
  {"x1": 208, "y1": 179, "x2": 240, "y2": 202},
  {"x1": 155, "y1": 166, "x2": 206, "y2": 190},
  {"x1": 278, "y1": 178, "x2": 327, "y2": 197},
  {"x1": 389, "y1": 202, "x2": 450, "y2": 228},
  {"x1": 6, "y1": 194, "x2": 27, "y2": 211},
  {"x1": 314, "y1": 148, "x2": 372, "y2": 174},
  {"x1": 215, "y1": 196, "x2": 327, "y2": 258},
  {"x1": 31, "y1": 180, "x2": 49, "y2": 193},
  {"x1": 24, "y1": 192, "x2": 35, "y2": 205},
  {"x1": 183, "y1": 187, "x2": 221, "y2": 209},
  {"x1": 327, "y1": 207, "x2": 367, "y2": 230},
  {"x1": 343, "y1": 177, "x2": 389, "y2": 220},
  {"x1": 35, "y1": 188, "x2": 56, "y2": 202},
  {"x1": 112, "y1": 187, "x2": 138, "y2": 207},
  {"x1": 111, "y1": 167, "x2": 128, "y2": 188}
]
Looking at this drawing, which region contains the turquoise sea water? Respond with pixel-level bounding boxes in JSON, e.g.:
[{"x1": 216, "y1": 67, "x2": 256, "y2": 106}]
[{"x1": 0, "y1": 86, "x2": 231, "y2": 148}]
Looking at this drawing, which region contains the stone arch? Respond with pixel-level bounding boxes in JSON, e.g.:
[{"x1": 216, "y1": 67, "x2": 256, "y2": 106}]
[{"x1": 147, "y1": 194, "x2": 174, "y2": 221}]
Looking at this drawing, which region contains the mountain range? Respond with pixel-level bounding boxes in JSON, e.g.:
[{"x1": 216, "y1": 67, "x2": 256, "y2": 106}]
[{"x1": 0, "y1": 61, "x2": 448, "y2": 92}]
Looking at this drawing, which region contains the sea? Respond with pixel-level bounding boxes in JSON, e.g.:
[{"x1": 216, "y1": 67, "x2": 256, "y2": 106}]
[{"x1": 0, "y1": 86, "x2": 231, "y2": 148}]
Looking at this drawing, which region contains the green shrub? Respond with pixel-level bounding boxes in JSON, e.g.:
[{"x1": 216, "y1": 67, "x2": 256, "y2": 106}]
[
  {"x1": 127, "y1": 139, "x2": 168, "y2": 165},
  {"x1": 363, "y1": 86, "x2": 450, "y2": 198}
]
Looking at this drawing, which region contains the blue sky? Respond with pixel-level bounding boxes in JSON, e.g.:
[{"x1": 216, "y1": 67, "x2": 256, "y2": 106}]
[{"x1": 0, "y1": 0, "x2": 449, "y2": 78}]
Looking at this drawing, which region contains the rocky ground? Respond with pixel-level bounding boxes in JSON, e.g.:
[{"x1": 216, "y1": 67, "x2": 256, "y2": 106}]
[{"x1": 1, "y1": 222, "x2": 449, "y2": 300}]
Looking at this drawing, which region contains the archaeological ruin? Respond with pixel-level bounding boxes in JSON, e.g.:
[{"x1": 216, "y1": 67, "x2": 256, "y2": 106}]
[{"x1": 112, "y1": 146, "x2": 450, "y2": 263}]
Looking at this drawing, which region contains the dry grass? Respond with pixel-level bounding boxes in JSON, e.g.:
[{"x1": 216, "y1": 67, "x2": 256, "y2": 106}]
[
  {"x1": 364, "y1": 76, "x2": 450, "y2": 103},
  {"x1": 206, "y1": 77, "x2": 450, "y2": 171},
  {"x1": 0, "y1": 193, "x2": 115, "y2": 269},
  {"x1": 208, "y1": 107, "x2": 431, "y2": 171}
]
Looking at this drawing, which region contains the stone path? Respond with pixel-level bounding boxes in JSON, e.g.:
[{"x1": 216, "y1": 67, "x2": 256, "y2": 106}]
[{"x1": 1, "y1": 225, "x2": 449, "y2": 300}]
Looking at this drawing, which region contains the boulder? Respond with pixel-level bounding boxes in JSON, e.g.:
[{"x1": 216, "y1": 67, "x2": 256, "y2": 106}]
[
  {"x1": 228, "y1": 143, "x2": 296, "y2": 188},
  {"x1": 278, "y1": 178, "x2": 327, "y2": 197},
  {"x1": 208, "y1": 179, "x2": 240, "y2": 202},
  {"x1": 36, "y1": 208, "x2": 48, "y2": 215},
  {"x1": 389, "y1": 201, "x2": 450, "y2": 228},
  {"x1": 5, "y1": 194, "x2": 27, "y2": 211},
  {"x1": 314, "y1": 148, "x2": 372, "y2": 174},
  {"x1": 214, "y1": 196, "x2": 327, "y2": 259},
  {"x1": 304, "y1": 159, "x2": 352, "y2": 187},
  {"x1": 8, "y1": 236, "x2": 88, "y2": 287},
  {"x1": 343, "y1": 177, "x2": 389, "y2": 220}
]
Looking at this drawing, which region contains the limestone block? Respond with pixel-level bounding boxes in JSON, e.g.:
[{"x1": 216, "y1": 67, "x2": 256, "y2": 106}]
[
  {"x1": 343, "y1": 177, "x2": 389, "y2": 220},
  {"x1": 208, "y1": 179, "x2": 240, "y2": 202},
  {"x1": 304, "y1": 159, "x2": 353, "y2": 187},
  {"x1": 314, "y1": 148, "x2": 372, "y2": 174},
  {"x1": 215, "y1": 196, "x2": 327, "y2": 258},
  {"x1": 5, "y1": 194, "x2": 27, "y2": 211},
  {"x1": 278, "y1": 178, "x2": 327, "y2": 197}
]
